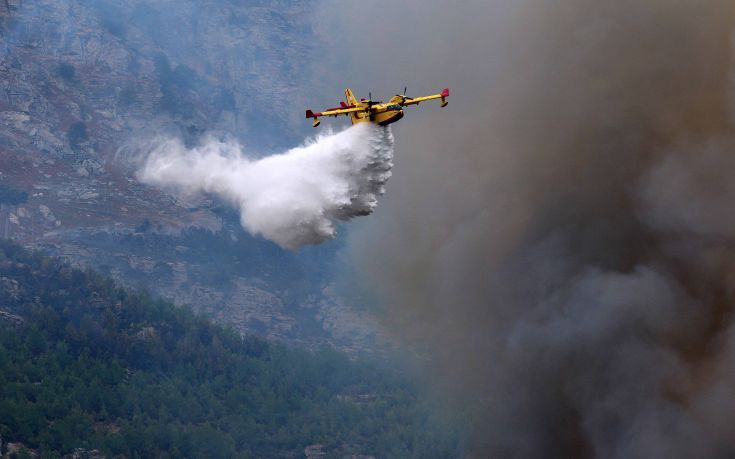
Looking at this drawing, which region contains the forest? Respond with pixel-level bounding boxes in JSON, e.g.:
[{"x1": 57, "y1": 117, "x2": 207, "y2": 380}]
[
  {"x1": 0, "y1": 184, "x2": 27, "y2": 206},
  {"x1": 0, "y1": 241, "x2": 462, "y2": 458}
]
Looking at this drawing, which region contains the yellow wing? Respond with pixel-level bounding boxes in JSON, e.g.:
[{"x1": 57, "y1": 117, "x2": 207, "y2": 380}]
[
  {"x1": 312, "y1": 106, "x2": 365, "y2": 118},
  {"x1": 400, "y1": 88, "x2": 449, "y2": 107},
  {"x1": 305, "y1": 105, "x2": 366, "y2": 127}
]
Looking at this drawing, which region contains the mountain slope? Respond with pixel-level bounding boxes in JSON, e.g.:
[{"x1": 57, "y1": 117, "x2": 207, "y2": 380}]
[
  {"x1": 0, "y1": 0, "x2": 379, "y2": 352},
  {"x1": 0, "y1": 240, "x2": 461, "y2": 458}
]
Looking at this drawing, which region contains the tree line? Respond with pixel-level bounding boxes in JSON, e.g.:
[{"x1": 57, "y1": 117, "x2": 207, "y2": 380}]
[{"x1": 0, "y1": 241, "x2": 462, "y2": 458}]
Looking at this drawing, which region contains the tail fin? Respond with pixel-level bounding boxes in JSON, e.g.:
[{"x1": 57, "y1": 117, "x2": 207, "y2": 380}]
[{"x1": 345, "y1": 88, "x2": 358, "y2": 106}]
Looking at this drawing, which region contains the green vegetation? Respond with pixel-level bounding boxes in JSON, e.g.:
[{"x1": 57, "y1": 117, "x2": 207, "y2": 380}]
[
  {"x1": 56, "y1": 63, "x2": 75, "y2": 81},
  {"x1": 153, "y1": 53, "x2": 197, "y2": 119},
  {"x1": 0, "y1": 241, "x2": 462, "y2": 458},
  {"x1": 66, "y1": 122, "x2": 88, "y2": 151},
  {"x1": 0, "y1": 184, "x2": 27, "y2": 205},
  {"x1": 118, "y1": 84, "x2": 137, "y2": 108},
  {"x1": 214, "y1": 89, "x2": 237, "y2": 115}
]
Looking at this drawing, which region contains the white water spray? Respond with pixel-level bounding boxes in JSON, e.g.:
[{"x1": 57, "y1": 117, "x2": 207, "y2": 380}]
[{"x1": 137, "y1": 124, "x2": 394, "y2": 249}]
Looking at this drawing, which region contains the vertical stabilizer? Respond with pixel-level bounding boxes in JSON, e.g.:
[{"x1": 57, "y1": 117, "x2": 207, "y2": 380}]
[{"x1": 345, "y1": 88, "x2": 358, "y2": 106}]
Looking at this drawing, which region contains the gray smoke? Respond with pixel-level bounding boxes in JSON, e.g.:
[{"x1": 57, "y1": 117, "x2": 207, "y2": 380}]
[
  {"x1": 138, "y1": 124, "x2": 393, "y2": 249},
  {"x1": 329, "y1": 1, "x2": 735, "y2": 457}
]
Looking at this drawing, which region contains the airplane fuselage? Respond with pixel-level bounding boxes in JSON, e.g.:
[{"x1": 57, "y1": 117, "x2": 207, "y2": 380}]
[{"x1": 351, "y1": 103, "x2": 404, "y2": 126}]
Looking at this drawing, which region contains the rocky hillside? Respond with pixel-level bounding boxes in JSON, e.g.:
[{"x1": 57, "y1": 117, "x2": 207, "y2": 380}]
[{"x1": 0, "y1": 0, "x2": 383, "y2": 354}]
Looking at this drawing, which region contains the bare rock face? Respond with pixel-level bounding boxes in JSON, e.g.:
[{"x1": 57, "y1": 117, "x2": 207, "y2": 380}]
[
  {"x1": 0, "y1": 1, "x2": 385, "y2": 355},
  {"x1": 0, "y1": 0, "x2": 319, "y2": 243},
  {"x1": 70, "y1": 448, "x2": 105, "y2": 459},
  {"x1": 5, "y1": 441, "x2": 37, "y2": 457},
  {"x1": 304, "y1": 444, "x2": 377, "y2": 459},
  {"x1": 0, "y1": 309, "x2": 24, "y2": 326},
  {"x1": 304, "y1": 444, "x2": 326, "y2": 458},
  {"x1": 0, "y1": 275, "x2": 20, "y2": 299},
  {"x1": 216, "y1": 279, "x2": 296, "y2": 340}
]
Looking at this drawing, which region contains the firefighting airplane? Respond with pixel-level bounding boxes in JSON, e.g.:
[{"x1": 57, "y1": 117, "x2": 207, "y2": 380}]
[{"x1": 305, "y1": 87, "x2": 449, "y2": 127}]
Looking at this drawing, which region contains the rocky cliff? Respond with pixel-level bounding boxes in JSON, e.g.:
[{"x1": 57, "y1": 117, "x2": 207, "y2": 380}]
[{"x1": 0, "y1": 0, "x2": 384, "y2": 354}]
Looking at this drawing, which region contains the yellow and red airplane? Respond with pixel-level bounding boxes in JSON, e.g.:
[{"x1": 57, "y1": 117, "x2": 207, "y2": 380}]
[{"x1": 305, "y1": 87, "x2": 449, "y2": 127}]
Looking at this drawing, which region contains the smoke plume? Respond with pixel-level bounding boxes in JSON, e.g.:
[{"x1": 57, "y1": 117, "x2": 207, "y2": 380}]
[
  {"x1": 137, "y1": 123, "x2": 393, "y2": 249},
  {"x1": 328, "y1": 1, "x2": 735, "y2": 457}
]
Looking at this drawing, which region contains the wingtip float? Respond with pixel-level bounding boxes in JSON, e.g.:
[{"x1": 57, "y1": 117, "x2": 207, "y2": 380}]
[{"x1": 305, "y1": 87, "x2": 449, "y2": 128}]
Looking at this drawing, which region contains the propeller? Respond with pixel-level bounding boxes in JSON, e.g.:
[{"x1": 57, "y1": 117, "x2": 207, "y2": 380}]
[
  {"x1": 367, "y1": 91, "x2": 376, "y2": 121},
  {"x1": 397, "y1": 87, "x2": 413, "y2": 104}
]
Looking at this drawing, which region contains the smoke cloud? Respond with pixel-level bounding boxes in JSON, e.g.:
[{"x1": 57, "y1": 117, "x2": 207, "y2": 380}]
[
  {"x1": 137, "y1": 123, "x2": 393, "y2": 249},
  {"x1": 327, "y1": 1, "x2": 735, "y2": 457}
]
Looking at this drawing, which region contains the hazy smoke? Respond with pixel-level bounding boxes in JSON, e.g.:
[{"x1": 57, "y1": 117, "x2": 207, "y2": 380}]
[
  {"x1": 137, "y1": 124, "x2": 393, "y2": 249},
  {"x1": 330, "y1": 1, "x2": 735, "y2": 457}
]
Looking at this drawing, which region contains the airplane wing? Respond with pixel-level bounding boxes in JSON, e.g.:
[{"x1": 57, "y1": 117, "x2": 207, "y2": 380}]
[
  {"x1": 306, "y1": 106, "x2": 365, "y2": 118},
  {"x1": 400, "y1": 88, "x2": 449, "y2": 107}
]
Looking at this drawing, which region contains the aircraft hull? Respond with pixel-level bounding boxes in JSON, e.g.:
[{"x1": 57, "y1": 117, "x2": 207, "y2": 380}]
[{"x1": 351, "y1": 109, "x2": 404, "y2": 126}]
